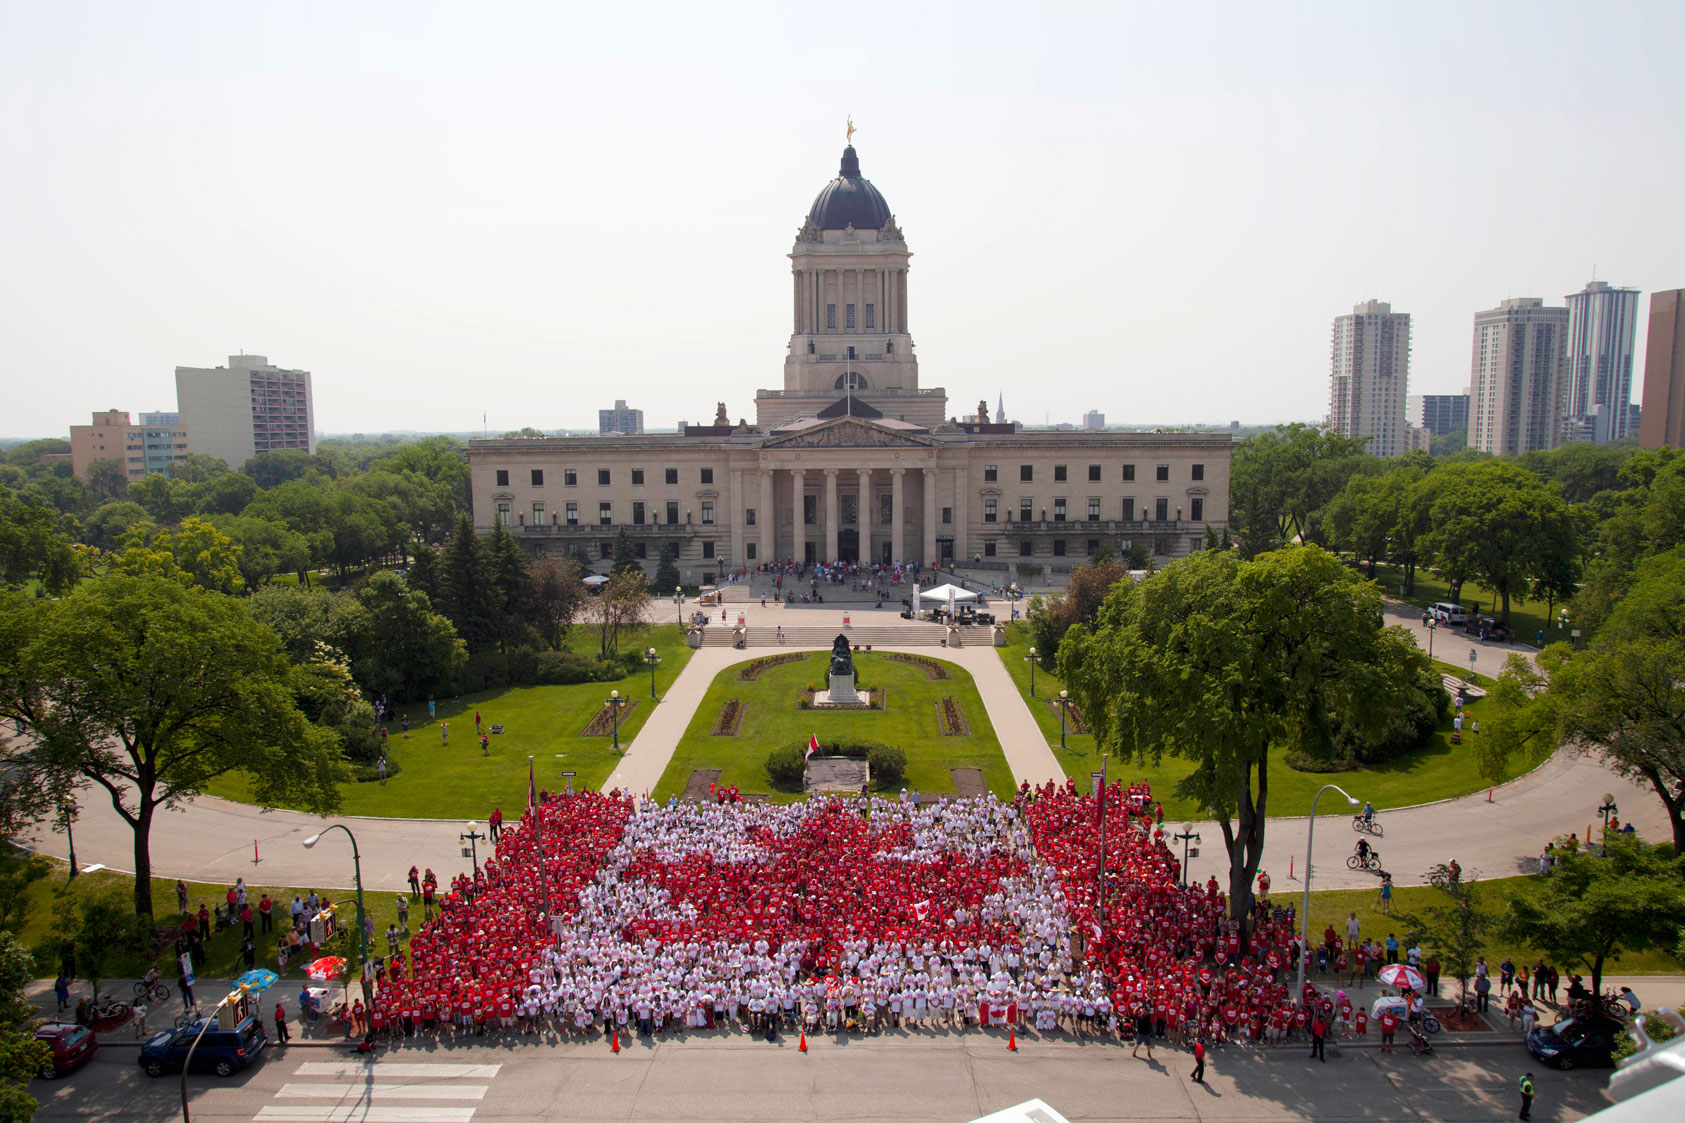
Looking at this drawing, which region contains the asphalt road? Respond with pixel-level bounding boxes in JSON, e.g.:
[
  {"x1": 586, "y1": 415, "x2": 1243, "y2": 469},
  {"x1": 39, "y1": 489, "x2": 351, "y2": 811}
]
[{"x1": 35, "y1": 1031, "x2": 1616, "y2": 1122}]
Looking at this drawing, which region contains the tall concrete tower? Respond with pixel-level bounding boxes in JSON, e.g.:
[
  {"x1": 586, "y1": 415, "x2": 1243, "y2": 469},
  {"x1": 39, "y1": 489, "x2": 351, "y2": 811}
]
[
  {"x1": 1564, "y1": 280, "x2": 1641, "y2": 443},
  {"x1": 1329, "y1": 300, "x2": 1411, "y2": 457},
  {"x1": 1468, "y1": 298, "x2": 1568, "y2": 455}
]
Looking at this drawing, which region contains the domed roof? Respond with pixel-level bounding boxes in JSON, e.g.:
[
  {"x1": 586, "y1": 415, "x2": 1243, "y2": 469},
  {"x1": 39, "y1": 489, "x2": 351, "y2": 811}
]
[{"x1": 807, "y1": 146, "x2": 892, "y2": 231}]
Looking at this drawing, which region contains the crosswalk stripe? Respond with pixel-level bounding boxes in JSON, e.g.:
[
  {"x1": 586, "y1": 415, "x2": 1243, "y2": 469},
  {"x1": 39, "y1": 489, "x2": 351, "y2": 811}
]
[
  {"x1": 292, "y1": 1062, "x2": 502, "y2": 1079},
  {"x1": 276, "y1": 1084, "x2": 488, "y2": 1101},
  {"x1": 257, "y1": 1109, "x2": 477, "y2": 1123}
]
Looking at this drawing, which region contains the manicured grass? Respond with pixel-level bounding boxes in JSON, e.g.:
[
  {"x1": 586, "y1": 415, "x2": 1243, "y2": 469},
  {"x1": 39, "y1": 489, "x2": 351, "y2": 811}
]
[
  {"x1": 995, "y1": 628, "x2": 1550, "y2": 818},
  {"x1": 1354, "y1": 560, "x2": 1584, "y2": 649},
  {"x1": 206, "y1": 624, "x2": 693, "y2": 819},
  {"x1": 1303, "y1": 875, "x2": 1681, "y2": 978},
  {"x1": 652, "y1": 652, "x2": 1016, "y2": 803}
]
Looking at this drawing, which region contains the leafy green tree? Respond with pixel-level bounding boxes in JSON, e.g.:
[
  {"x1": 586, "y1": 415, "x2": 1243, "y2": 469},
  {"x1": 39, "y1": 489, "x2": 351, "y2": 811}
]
[
  {"x1": 653, "y1": 543, "x2": 681, "y2": 596},
  {"x1": 611, "y1": 527, "x2": 640, "y2": 575},
  {"x1": 351, "y1": 571, "x2": 466, "y2": 701},
  {"x1": 1394, "y1": 863, "x2": 1493, "y2": 1010},
  {"x1": 206, "y1": 514, "x2": 313, "y2": 588},
  {"x1": 50, "y1": 885, "x2": 149, "y2": 998},
  {"x1": 0, "y1": 489, "x2": 80, "y2": 595},
  {"x1": 1420, "y1": 460, "x2": 1578, "y2": 623},
  {"x1": 125, "y1": 472, "x2": 192, "y2": 523},
  {"x1": 0, "y1": 931, "x2": 51, "y2": 1116},
  {"x1": 530, "y1": 556, "x2": 587, "y2": 650},
  {"x1": 243, "y1": 449, "x2": 318, "y2": 489},
  {"x1": 169, "y1": 453, "x2": 231, "y2": 485},
  {"x1": 1228, "y1": 423, "x2": 1370, "y2": 557},
  {"x1": 1025, "y1": 558, "x2": 1127, "y2": 665},
  {"x1": 0, "y1": 575, "x2": 345, "y2": 918},
  {"x1": 112, "y1": 515, "x2": 246, "y2": 595},
  {"x1": 1059, "y1": 546, "x2": 1413, "y2": 925},
  {"x1": 0, "y1": 855, "x2": 48, "y2": 934},
  {"x1": 1500, "y1": 832, "x2": 1685, "y2": 997},
  {"x1": 598, "y1": 568, "x2": 650, "y2": 658},
  {"x1": 80, "y1": 501, "x2": 152, "y2": 551},
  {"x1": 84, "y1": 458, "x2": 130, "y2": 502},
  {"x1": 190, "y1": 469, "x2": 256, "y2": 516},
  {"x1": 1429, "y1": 424, "x2": 1468, "y2": 458},
  {"x1": 369, "y1": 436, "x2": 470, "y2": 516},
  {"x1": 1572, "y1": 448, "x2": 1684, "y2": 633}
]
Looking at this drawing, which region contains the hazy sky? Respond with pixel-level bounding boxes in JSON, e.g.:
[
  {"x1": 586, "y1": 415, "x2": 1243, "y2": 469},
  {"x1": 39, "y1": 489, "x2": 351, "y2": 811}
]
[{"x1": 4, "y1": 1, "x2": 1683, "y2": 438}]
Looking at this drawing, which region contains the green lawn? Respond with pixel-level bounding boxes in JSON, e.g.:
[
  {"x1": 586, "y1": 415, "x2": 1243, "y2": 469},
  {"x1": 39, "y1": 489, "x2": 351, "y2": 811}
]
[
  {"x1": 1354, "y1": 560, "x2": 1583, "y2": 649},
  {"x1": 206, "y1": 624, "x2": 693, "y2": 819},
  {"x1": 1303, "y1": 875, "x2": 1681, "y2": 978},
  {"x1": 652, "y1": 652, "x2": 1017, "y2": 803},
  {"x1": 995, "y1": 628, "x2": 1549, "y2": 818}
]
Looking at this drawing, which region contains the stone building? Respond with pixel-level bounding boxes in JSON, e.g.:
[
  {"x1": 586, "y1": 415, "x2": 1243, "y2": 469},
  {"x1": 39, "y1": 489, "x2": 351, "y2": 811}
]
[{"x1": 468, "y1": 145, "x2": 1231, "y2": 582}]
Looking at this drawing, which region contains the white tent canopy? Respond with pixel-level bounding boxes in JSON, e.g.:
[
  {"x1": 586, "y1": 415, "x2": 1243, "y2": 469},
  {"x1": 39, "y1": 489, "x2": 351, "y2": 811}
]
[
  {"x1": 582, "y1": 574, "x2": 610, "y2": 586},
  {"x1": 914, "y1": 583, "x2": 979, "y2": 611}
]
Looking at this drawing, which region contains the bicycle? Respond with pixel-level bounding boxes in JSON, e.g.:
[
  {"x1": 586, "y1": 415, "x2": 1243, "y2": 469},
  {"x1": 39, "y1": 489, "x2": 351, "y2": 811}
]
[
  {"x1": 89, "y1": 995, "x2": 131, "y2": 1023},
  {"x1": 1347, "y1": 850, "x2": 1383, "y2": 872},
  {"x1": 1351, "y1": 816, "x2": 1383, "y2": 838},
  {"x1": 133, "y1": 979, "x2": 171, "y2": 1004}
]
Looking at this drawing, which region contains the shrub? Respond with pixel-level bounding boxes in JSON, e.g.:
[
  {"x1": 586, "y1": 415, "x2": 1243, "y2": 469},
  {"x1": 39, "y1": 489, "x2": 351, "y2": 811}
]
[
  {"x1": 349, "y1": 758, "x2": 402, "y2": 783},
  {"x1": 867, "y1": 745, "x2": 906, "y2": 784},
  {"x1": 766, "y1": 745, "x2": 807, "y2": 787}
]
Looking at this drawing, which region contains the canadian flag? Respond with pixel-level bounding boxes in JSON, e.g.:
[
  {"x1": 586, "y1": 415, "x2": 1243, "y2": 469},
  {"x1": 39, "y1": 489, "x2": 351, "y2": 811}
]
[
  {"x1": 805, "y1": 733, "x2": 820, "y2": 760},
  {"x1": 913, "y1": 899, "x2": 931, "y2": 921}
]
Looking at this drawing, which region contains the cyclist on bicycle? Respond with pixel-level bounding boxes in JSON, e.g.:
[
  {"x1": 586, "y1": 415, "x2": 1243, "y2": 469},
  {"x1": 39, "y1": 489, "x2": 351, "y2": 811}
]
[
  {"x1": 1363, "y1": 801, "x2": 1375, "y2": 825},
  {"x1": 143, "y1": 966, "x2": 160, "y2": 991},
  {"x1": 1355, "y1": 838, "x2": 1372, "y2": 864}
]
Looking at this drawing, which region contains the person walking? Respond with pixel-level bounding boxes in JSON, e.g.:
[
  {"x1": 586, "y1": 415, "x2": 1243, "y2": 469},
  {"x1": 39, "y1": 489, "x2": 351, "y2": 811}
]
[
  {"x1": 1309, "y1": 1011, "x2": 1328, "y2": 1062},
  {"x1": 1378, "y1": 875, "x2": 1393, "y2": 914},
  {"x1": 1189, "y1": 1039, "x2": 1206, "y2": 1083},
  {"x1": 1518, "y1": 1072, "x2": 1535, "y2": 1120},
  {"x1": 54, "y1": 974, "x2": 69, "y2": 1013},
  {"x1": 1131, "y1": 1005, "x2": 1153, "y2": 1059},
  {"x1": 178, "y1": 966, "x2": 196, "y2": 1013},
  {"x1": 377, "y1": 756, "x2": 388, "y2": 784},
  {"x1": 440, "y1": 721, "x2": 448, "y2": 745},
  {"x1": 175, "y1": 879, "x2": 189, "y2": 915},
  {"x1": 274, "y1": 1001, "x2": 291, "y2": 1044}
]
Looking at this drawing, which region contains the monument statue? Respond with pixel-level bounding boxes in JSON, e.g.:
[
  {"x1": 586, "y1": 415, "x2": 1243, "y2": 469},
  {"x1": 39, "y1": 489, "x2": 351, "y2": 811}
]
[{"x1": 829, "y1": 634, "x2": 855, "y2": 678}]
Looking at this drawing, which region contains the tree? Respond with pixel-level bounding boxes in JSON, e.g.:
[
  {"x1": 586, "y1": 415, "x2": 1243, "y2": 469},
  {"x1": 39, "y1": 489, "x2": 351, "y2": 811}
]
[
  {"x1": 0, "y1": 931, "x2": 51, "y2": 1118},
  {"x1": 370, "y1": 436, "x2": 471, "y2": 516},
  {"x1": 112, "y1": 515, "x2": 246, "y2": 596},
  {"x1": 206, "y1": 514, "x2": 312, "y2": 588},
  {"x1": 486, "y1": 520, "x2": 534, "y2": 651},
  {"x1": 0, "y1": 575, "x2": 345, "y2": 918},
  {"x1": 530, "y1": 556, "x2": 587, "y2": 650},
  {"x1": 50, "y1": 885, "x2": 149, "y2": 998},
  {"x1": 80, "y1": 501, "x2": 152, "y2": 551},
  {"x1": 440, "y1": 515, "x2": 497, "y2": 652},
  {"x1": 597, "y1": 568, "x2": 650, "y2": 658},
  {"x1": 1025, "y1": 559, "x2": 1127, "y2": 665},
  {"x1": 243, "y1": 449, "x2": 317, "y2": 489},
  {"x1": 351, "y1": 572, "x2": 467, "y2": 701},
  {"x1": 84, "y1": 458, "x2": 130, "y2": 502},
  {"x1": 611, "y1": 527, "x2": 640, "y2": 576},
  {"x1": 1394, "y1": 863, "x2": 1493, "y2": 1010},
  {"x1": 1420, "y1": 460, "x2": 1578, "y2": 623},
  {"x1": 1501, "y1": 832, "x2": 1685, "y2": 997},
  {"x1": 190, "y1": 469, "x2": 256, "y2": 516},
  {"x1": 1059, "y1": 546, "x2": 1411, "y2": 928},
  {"x1": 0, "y1": 489, "x2": 80, "y2": 595},
  {"x1": 1228, "y1": 424, "x2": 1370, "y2": 556},
  {"x1": 125, "y1": 473, "x2": 191, "y2": 523},
  {"x1": 169, "y1": 453, "x2": 231, "y2": 485},
  {"x1": 653, "y1": 543, "x2": 681, "y2": 596}
]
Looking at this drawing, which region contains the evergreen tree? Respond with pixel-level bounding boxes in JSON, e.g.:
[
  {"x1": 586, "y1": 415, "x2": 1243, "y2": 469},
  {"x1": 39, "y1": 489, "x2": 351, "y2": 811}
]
[
  {"x1": 654, "y1": 542, "x2": 681, "y2": 594},
  {"x1": 442, "y1": 514, "x2": 498, "y2": 652},
  {"x1": 611, "y1": 527, "x2": 640, "y2": 575},
  {"x1": 486, "y1": 519, "x2": 535, "y2": 651},
  {"x1": 407, "y1": 542, "x2": 443, "y2": 603}
]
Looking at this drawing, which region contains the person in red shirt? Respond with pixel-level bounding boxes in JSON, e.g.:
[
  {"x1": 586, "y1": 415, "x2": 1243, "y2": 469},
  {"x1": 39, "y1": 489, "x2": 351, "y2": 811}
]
[
  {"x1": 1309, "y1": 1012, "x2": 1328, "y2": 1061},
  {"x1": 1190, "y1": 1039, "x2": 1206, "y2": 1083},
  {"x1": 258, "y1": 893, "x2": 273, "y2": 934},
  {"x1": 273, "y1": 1002, "x2": 290, "y2": 1044},
  {"x1": 1378, "y1": 1008, "x2": 1399, "y2": 1053}
]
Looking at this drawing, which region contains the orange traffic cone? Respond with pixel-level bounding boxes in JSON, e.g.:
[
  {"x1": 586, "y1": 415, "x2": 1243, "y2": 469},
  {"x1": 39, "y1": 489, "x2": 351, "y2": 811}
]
[
  {"x1": 798, "y1": 1030, "x2": 808, "y2": 1052},
  {"x1": 1008, "y1": 1028, "x2": 1018, "y2": 1051},
  {"x1": 611, "y1": 1030, "x2": 620, "y2": 1054}
]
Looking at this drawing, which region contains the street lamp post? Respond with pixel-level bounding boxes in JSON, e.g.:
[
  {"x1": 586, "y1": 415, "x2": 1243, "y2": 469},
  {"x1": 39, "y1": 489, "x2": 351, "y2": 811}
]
[
  {"x1": 459, "y1": 820, "x2": 486, "y2": 877},
  {"x1": 674, "y1": 586, "x2": 685, "y2": 626},
  {"x1": 644, "y1": 647, "x2": 661, "y2": 699},
  {"x1": 1026, "y1": 646, "x2": 1039, "y2": 697},
  {"x1": 179, "y1": 988, "x2": 246, "y2": 1123},
  {"x1": 1057, "y1": 689, "x2": 1070, "y2": 749},
  {"x1": 1425, "y1": 616, "x2": 1437, "y2": 659},
  {"x1": 607, "y1": 690, "x2": 626, "y2": 750},
  {"x1": 1599, "y1": 794, "x2": 1618, "y2": 831},
  {"x1": 302, "y1": 822, "x2": 370, "y2": 1003},
  {"x1": 1173, "y1": 821, "x2": 1202, "y2": 887},
  {"x1": 1295, "y1": 783, "x2": 1362, "y2": 1008}
]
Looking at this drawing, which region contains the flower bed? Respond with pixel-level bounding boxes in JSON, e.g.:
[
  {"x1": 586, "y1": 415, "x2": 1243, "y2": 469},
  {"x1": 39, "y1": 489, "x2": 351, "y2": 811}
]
[
  {"x1": 738, "y1": 653, "x2": 810, "y2": 681},
  {"x1": 579, "y1": 698, "x2": 640, "y2": 736},
  {"x1": 712, "y1": 699, "x2": 745, "y2": 736},
  {"x1": 883, "y1": 652, "x2": 951, "y2": 680},
  {"x1": 1046, "y1": 698, "x2": 1090, "y2": 734},
  {"x1": 936, "y1": 696, "x2": 972, "y2": 736}
]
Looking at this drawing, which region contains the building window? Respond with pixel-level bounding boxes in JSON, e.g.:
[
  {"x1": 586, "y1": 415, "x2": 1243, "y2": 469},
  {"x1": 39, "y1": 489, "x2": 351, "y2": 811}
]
[
  {"x1": 1088, "y1": 498, "x2": 1100, "y2": 521},
  {"x1": 1053, "y1": 540, "x2": 1067, "y2": 557},
  {"x1": 599, "y1": 501, "x2": 613, "y2": 525},
  {"x1": 1122, "y1": 497, "x2": 1135, "y2": 521},
  {"x1": 984, "y1": 464, "x2": 997, "y2": 482},
  {"x1": 633, "y1": 502, "x2": 645, "y2": 525},
  {"x1": 1020, "y1": 464, "x2": 1033, "y2": 482},
  {"x1": 1155, "y1": 498, "x2": 1169, "y2": 522},
  {"x1": 826, "y1": 304, "x2": 836, "y2": 329},
  {"x1": 700, "y1": 467, "x2": 714, "y2": 484},
  {"x1": 530, "y1": 469, "x2": 544, "y2": 486},
  {"x1": 665, "y1": 468, "x2": 678, "y2": 485},
  {"x1": 1192, "y1": 463, "x2": 1204, "y2": 481},
  {"x1": 666, "y1": 501, "x2": 679, "y2": 524},
  {"x1": 1019, "y1": 498, "x2": 1033, "y2": 522},
  {"x1": 598, "y1": 469, "x2": 611, "y2": 486},
  {"x1": 1087, "y1": 539, "x2": 1099, "y2": 555},
  {"x1": 1053, "y1": 498, "x2": 1067, "y2": 522},
  {"x1": 942, "y1": 506, "x2": 952, "y2": 525},
  {"x1": 1088, "y1": 464, "x2": 1101, "y2": 481},
  {"x1": 701, "y1": 501, "x2": 715, "y2": 525},
  {"x1": 635, "y1": 542, "x2": 647, "y2": 559},
  {"x1": 566, "y1": 502, "x2": 578, "y2": 525},
  {"x1": 747, "y1": 543, "x2": 758, "y2": 561},
  {"x1": 745, "y1": 508, "x2": 756, "y2": 526},
  {"x1": 632, "y1": 468, "x2": 644, "y2": 485},
  {"x1": 565, "y1": 469, "x2": 577, "y2": 486},
  {"x1": 600, "y1": 542, "x2": 612, "y2": 560},
  {"x1": 880, "y1": 494, "x2": 893, "y2": 524},
  {"x1": 865, "y1": 304, "x2": 875, "y2": 330},
  {"x1": 846, "y1": 304, "x2": 855, "y2": 330},
  {"x1": 703, "y1": 541, "x2": 715, "y2": 559},
  {"x1": 1054, "y1": 465, "x2": 1067, "y2": 482},
  {"x1": 804, "y1": 495, "x2": 817, "y2": 525},
  {"x1": 1121, "y1": 464, "x2": 1135, "y2": 482},
  {"x1": 984, "y1": 540, "x2": 997, "y2": 557},
  {"x1": 532, "y1": 502, "x2": 544, "y2": 525},
  {"x1": 495, "y1": 469, "x2": 509, "y2": 487},
  {"x1": 984, "y1": 499, "x2": 997, "y2": 523},
  {"x1": 1018, "y1": 540, "x2": 1033, "y2": 557},
  {"x1": 496, "y1": 502, "x2": 511, "y2": 522},
  {"x1": 1156, "y1": 465, "x2": 1169, "y2": 482},
  {"x1": 1191, "y1": 497, "x2": 1204, "y2": 521}
]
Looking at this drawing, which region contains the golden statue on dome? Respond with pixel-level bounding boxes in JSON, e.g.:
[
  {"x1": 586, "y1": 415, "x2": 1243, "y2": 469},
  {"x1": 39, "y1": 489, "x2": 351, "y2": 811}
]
[{"x1": 846, "y1": 115, "x2": 856, "y2": 144}]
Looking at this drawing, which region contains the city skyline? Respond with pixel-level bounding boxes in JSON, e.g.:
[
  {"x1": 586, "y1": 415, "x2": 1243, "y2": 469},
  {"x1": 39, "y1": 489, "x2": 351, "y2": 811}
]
[{"x1": 4, "y1": 2, "x2": 1684, "y2": 438}]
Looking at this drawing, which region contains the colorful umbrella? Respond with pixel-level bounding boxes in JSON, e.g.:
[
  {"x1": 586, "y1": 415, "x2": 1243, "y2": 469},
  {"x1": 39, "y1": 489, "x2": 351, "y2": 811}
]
[
  {"x1": 1376, "y1": 963, "x2": 1426, "y2": 992},
  {"x1": 235, "y1": 968, "x2": 279, "y2": 992},
  {"x1": 304, "y1": 956, "x2": 349, "y2": 981}
]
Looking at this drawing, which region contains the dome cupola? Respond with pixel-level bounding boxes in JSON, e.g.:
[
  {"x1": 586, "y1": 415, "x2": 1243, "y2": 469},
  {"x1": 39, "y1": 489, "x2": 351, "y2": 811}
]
[{"x1": 806, "y1": 146, "x2": 893, "y2": 231}]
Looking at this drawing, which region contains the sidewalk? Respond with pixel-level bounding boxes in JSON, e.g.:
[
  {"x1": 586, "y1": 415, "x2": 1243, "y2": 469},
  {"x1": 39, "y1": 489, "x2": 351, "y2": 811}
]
[{"x1": 25, "y1": 976, "x2": 360, "y2": 1048}]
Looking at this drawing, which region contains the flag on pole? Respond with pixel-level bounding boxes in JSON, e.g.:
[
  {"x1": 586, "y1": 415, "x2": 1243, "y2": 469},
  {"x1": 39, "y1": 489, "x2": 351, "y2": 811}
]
[
  {"x1": 806, "y1": 733, "x2": 820, "y2": 760},
  {"x1": 913, "y1": 899, "x2": 931, "y2": 921},
  {"x1": 527, "y1": 757, "x2": 538, "y2": 816}
]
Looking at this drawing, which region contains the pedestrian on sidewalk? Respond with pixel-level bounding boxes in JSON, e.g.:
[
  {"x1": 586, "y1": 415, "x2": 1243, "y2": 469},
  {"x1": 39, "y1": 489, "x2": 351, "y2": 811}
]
[
  {"x1": 1189, "y1": 1039, "x2": 1206, "y2": 1082},
  {"x1": 132, "y1": 1003, "x2": 148, "y2": 1039},
  {"x1": 1518, "y1": 1072, "x2": 1535, "y2": 1120},
  {"x1": 178, "y1": 967, "x2": 195, "y2": 1013},
  {"x1": 259, "y1": 893, "x2": 273, "y2": 933},
  {"x1": 54, "y1": 973, "x2": 69, "y2": 1013},
  {"x1": 1309, "y1": 1012, "x2": 1328, "y2": 1062},
  {"x1": 1131, "y1": 1005, "x2": 1153, "y2": 1058},
  {"x1": 274, "y1": 1002, "x2": 291, "y2": 1044}
]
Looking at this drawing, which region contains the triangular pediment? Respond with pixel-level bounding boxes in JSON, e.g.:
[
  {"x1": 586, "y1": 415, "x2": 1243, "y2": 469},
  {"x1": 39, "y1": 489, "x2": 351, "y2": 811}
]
[{"x1": 761, "y1": 417, "x2": 935, "y2": 449}]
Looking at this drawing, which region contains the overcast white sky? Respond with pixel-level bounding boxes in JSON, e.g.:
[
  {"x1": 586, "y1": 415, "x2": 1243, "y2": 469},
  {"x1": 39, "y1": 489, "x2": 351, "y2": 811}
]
[{"x1": 4, "y1": 1, "x2": 1683, "y2": 438}]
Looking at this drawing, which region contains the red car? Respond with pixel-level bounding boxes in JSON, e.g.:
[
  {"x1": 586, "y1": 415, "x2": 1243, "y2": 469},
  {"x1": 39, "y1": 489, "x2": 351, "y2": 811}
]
[{"x1": 34, "y1": 1022, "x2": 97, "y2": 1080}]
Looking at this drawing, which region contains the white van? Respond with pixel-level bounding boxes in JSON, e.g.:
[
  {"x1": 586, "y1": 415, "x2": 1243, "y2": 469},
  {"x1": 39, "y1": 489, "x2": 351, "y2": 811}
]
[{"x1": 1430, "y1": 602, "x2": 1468, "y2": 626}]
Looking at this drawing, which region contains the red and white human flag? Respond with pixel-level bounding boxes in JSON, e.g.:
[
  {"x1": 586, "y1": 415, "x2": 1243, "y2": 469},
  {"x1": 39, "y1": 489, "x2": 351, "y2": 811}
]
[{"x1": 805, "y1": 733, "x2": 820, "y2": 760}]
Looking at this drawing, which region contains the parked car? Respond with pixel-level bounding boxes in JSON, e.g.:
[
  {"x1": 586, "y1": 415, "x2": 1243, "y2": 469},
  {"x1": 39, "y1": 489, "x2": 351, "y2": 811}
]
[
  {"x1": 138, "y1": 1016, "x2": 267, "y2": 1078},
  {"x1": 1429, "y1": 602, "x2": 1469, "y2": 626},
  {"x1": 33, "y1": 1022, "x2": 97, "y2": 1080},
  {"x1": 1464, "y1": 616, "x2": 1510, "y2": 641},
  {"x1": 1527, "y1": 1017, "x2": 1620, "y2": 1069}
]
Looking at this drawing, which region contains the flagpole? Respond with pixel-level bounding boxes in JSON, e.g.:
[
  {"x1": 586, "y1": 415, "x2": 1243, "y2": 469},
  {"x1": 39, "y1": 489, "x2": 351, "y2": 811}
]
[{"x1": 529, "y1": 755, "x2": 551, "y2": 926}]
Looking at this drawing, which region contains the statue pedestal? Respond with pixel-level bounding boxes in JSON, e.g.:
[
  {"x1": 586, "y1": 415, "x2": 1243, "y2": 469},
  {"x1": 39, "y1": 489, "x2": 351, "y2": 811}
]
[{"x1": 823, "y1": 672, "x2": 859, "y2": 706}]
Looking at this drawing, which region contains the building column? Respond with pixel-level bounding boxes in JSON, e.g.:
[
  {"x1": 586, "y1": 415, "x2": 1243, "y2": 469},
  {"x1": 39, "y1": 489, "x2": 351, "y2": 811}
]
[
  {"x1": 790, "y1": 468, "x2": 806, "y2": 560},
  {"x1": 824, "y1": 469, "x2": 839, "y2": 563},
  {"x1": 729, "y1": 468, "x2": 744, "y2": 569},
  {"x1": 890, "y1": 467, "x2": 905, "y2": 566},
  {"x1": 857, "y1": 468, "x2": 873, "y2": 564},
  {"x1": 953, "y1": 466, "x2": 969, "y2": 562},
  {"x1": 759, "y1": 468, "x2": 774, "y2": 564},
  {"x1": 922, "y1": 466, "x2": 937, "y2": 566}
]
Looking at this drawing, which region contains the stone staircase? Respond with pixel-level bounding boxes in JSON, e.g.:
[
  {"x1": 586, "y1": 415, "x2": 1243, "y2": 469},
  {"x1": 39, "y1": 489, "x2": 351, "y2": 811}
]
[{"x1": 696, "y1": 623, "x2": 997, "y2": 649}]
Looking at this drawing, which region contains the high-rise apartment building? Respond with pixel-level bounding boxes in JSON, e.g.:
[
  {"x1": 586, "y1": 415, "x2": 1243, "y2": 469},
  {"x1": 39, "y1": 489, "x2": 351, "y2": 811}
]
[
  {"x1": 1412, "y1": 394, "x2": 1469, "y2": 436},
  {"x1": 598, "y1": 400, "x2": 644, "y2": 435},
  {"x1": 174, "y1": 354, "x2": 315, "y2": 470},
  {"x1": 1639, "y1": 288, "x2": 1685, "y2": 449},
  {"x1": 1468, "y1": 298, "x2": 1567, "y2": 455},
  {"x1": 68, "y1": 409, "x2": 191, "y2": 480},
  {"x1": 1083, "y1": 410, "x2": 1105, "y2": 430},
  {"x1": 1564, "y1": 280, "x2": 1641, "y2": 444},
  {"x1": 1329, "y1": 300, "x2": 1410, "y2": 457}
]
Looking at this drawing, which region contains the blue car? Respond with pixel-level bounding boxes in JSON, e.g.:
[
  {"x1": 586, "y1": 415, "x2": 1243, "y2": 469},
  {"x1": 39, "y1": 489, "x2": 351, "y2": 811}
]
[
  {"x1": 138, "y1": 1016, "x2": 267, "y2": 1078},
  {"x1": 1526, "y1": 1017, "x2": 1620, "y2": 1070}
]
